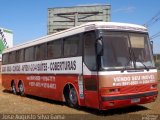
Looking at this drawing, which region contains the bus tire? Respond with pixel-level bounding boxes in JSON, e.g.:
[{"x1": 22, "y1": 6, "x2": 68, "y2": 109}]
[
  {"x1": 68, "y1": 87, "x2": 78, "y2": 108},
  {"x1": 11, "y1": 81, "x2": 17, "y2": 95},
  {"x1": 18, "y1": 81, "x2": 25, "y2": 96}
]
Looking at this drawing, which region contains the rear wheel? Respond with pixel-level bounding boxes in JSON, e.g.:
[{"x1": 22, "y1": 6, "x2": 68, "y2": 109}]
[
  {"x1": 18, "y1": 82, "x2": 25, "y2": 96},
  {"x1": 11, "y1": 82, "x2": 17, "y2": 95},
  {"x1": 68, "y1": 87, "x2": 78, "y2": 108}
]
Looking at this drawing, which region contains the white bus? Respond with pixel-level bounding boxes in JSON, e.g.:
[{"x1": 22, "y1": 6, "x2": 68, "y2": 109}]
[{"x1": 1, "y1": 22, "x2": 158, "y2": 110}]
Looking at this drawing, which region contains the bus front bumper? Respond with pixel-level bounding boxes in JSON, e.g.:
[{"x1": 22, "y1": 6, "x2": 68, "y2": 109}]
[{"x1": 100, "y1": 91, "x2": 158, "y2": 110}]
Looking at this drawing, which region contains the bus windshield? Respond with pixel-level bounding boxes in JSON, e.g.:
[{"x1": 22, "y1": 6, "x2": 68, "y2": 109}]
[{"x1": 99, "y1": 31, "x2": 154, "y2": 70}]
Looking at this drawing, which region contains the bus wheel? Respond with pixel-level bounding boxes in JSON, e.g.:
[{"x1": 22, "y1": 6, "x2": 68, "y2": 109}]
[
  {"x1": 68, "y1": 87, "x2": 78, "y2": 108},
  {"x1": 18, "y1": 82, "x2": 25, "y2": 96},
  {"x1": 11, "y1": 81, "x2": 17, "y2": 95}
]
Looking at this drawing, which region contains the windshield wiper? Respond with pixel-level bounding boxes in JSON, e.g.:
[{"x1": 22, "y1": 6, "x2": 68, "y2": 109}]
[
  {"x1": 135, "y1": 57, "x2": 150, "y2": 71},
  {"x1": 121, "y1": 54, "x2": 150, "y2": 73}
]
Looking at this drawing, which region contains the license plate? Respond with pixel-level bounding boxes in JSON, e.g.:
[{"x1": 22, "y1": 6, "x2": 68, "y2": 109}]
[{"x1": 131, "y1": 98, "x2": 140, "y2": 103}]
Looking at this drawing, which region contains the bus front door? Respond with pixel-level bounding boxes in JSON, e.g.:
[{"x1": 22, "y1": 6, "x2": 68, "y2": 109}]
[
  {"x1": 83, "y1": 65, "x2": 99, "y2": 109},
  {"x1": 83, "y1": 31, "x2": 99, "y2": 109}
]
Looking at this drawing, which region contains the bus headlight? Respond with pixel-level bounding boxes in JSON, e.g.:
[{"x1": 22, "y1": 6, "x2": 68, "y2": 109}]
[
  {"x1": 101, "y1": 88, "x2": 120, "y2": 95},
  {"x1": 151, "y1": 84, "x2": 157, "y2": 89},
  {"x1": 108, "y1": 88, "x2": 120, "y2": 93}
]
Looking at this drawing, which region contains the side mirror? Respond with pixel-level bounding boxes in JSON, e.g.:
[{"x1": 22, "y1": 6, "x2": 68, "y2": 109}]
[{"x1": 96, "y1": 37, "x2": 103, "y2": 56}]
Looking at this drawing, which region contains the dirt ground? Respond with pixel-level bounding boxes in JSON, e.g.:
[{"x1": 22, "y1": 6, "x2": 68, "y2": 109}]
[{"x1": 0, "y1": 83, "x2": 160, "y2": 120}]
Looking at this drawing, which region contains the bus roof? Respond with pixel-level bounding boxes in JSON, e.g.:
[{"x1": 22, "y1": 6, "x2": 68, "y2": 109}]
[{"x1": 3, "y1": 22, "x2": 147, "y2": 53}]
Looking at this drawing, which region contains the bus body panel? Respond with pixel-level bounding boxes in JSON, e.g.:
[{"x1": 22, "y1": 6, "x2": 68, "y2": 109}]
[
  {"x1": 83, "y1": 75, "x2": 99, "y2": 109},
  {"x1": 98, "y1": 70, "x2": 158, "y2": 110},
  {"x1": 2, "y1": 74, "x2": 81, "y2": 102},
  {"x1": 100, "y1": 94, "x2": 157, "y2": 110},
  {"x1": 2, "y1": 56, "x2": 83, "y2": 104},
  {"x1": 2, "y1": 70, "x2": 158, "y2": 110}
]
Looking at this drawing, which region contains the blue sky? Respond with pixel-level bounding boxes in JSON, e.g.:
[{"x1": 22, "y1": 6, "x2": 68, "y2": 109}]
[{"x1": 0, "y1": 0, "x2": 160, "y2": 53}]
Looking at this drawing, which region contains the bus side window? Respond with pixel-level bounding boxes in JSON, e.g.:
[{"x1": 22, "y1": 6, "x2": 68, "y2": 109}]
[
  {"x1": 64, "y1": 35, "x2": 80, "y2": 57},
  {"x1": 2, "y1": 53, "x2": 9, "y2": 65},
  {"x1": 47, "y1": 39, "x2": 62, "y2": 59},
  {"x1": 35, "y1": 43, "x2": 47, "y2": 61},
  {"x1": 83, "y1": 31, "x2": 97, "y2": 71},
  {"x1": 24, "y1": 47, "x2": 35, "y2": 62},
  {"x1": 9, "y1": 51, "x2": 16, "y2": 64},
  {"x1": 16, "y1": 49, "x2": 24, "y2": 63}
]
